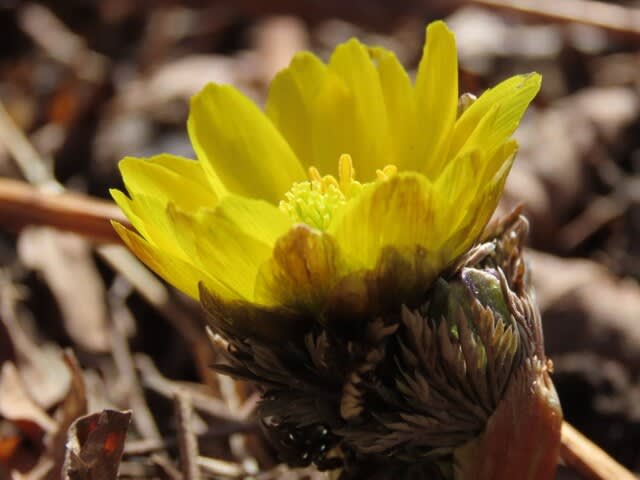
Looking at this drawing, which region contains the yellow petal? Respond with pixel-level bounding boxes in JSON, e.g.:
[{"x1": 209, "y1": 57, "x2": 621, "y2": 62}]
[
  {"x1": 434, "y1": 150, "x2": 483, "y2": 203},
  {"x1": 487, "y1": 140, "x2": 518, "y2": 185},
  {"x1": 432, "y1": 149, "x2": 485, "y2": 237},
  {"x1": 329, "y1": 172, "x2": 454, "y2": 311},
  {"x1": 214, "y1": 191, "x2": 293, "y2": 244},
  {"x1": 111, "y1": 190, "x2": 186, "y2": 260},
  {"x1": 439, "y1": 144, "x2": 518, "y2": 260},
  {"x1": 151, "y1": 153, "x2": 212, "y2": 190},
  {"x1": 188, "y1": 83, "x2": 306, "y2": 203},
  {"x1": 112, "y1": 221, "x2": 225, "y2": 300},
  {"x1": 255, "y1": 224, "x2": 346, "y2": 311},
  {"x1": 324, "y1": 38, "x2": 390, "y2": 176},
  {"x1": 479, "y1": 139, "x2": 519, "y2": 188},
  {"x1": 415, "y1": 21, "x2": 459, "y2": 178},
  {"x1": 265, "y1": 52, "x2": 328, "y2": 169},
  {"x1": 369, "y1": 46, "x2": 418, "y2": 170},
  {"x1": 309, "y1": 72, "x2": 359, "y2": 176},
  {"x1": 329, "y1": 173, "x2": 438, "y2": 269},
  {"x1": 166, "y1": 195, "x2": 291, "y2": 302},
  {"x1": 118, "y1": 154, "x2": 217, "y2": 211},
  {"x1": 448, "y1": 73, "x2": 541, "y2": 160},
  {"x1": 167, "y1": 209, "x2": 265, "y2": 301},
  {"x1": 113, "y1": 155, "x2": 213, "y2": 262}
]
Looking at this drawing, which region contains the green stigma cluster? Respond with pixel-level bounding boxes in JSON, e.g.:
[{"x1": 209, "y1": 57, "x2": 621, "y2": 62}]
[{"x1": 279, "y1": 179, "x2": 346, "y2": 231}]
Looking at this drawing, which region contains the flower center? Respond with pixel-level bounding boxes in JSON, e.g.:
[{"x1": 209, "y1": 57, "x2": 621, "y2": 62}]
[{"x1": 279, "y1": 154, "x2": 397, "y2": 230}]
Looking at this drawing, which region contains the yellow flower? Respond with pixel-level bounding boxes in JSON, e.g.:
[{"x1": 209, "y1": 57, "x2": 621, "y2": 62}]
[{"x1": 111, "y1": 21, "x2": 540, "y2": 339}]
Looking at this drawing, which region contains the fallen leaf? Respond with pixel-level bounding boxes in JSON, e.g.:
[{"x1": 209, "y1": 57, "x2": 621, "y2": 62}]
[
  {"x1": 529, "y1": 250, "x2": 640, "y2": 372},
  {"x1": 0, "y1": 363, "x2": 57, "y2": 441},
  {"x1": 0, "y1": 433, "x2": 20, "y2": 462},
  {"x1": 61, "y1": 410, "x2": 131, "y2": 480},
  {"x1": 17, "y1": 227, "x2": 111, "y2": 353},
  {"x1": 0, "y1": 273, "x2": 71, "y2": 410}
]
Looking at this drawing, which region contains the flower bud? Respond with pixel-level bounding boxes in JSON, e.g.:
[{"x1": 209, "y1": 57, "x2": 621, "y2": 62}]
[{"x1": 209, "y1": 213, "x2": 562, "y2": 478}]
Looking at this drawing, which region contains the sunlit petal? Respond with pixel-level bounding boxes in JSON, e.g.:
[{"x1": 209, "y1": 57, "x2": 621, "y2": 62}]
[
  {"x1": 189, "y1": 83, "x2": 306, "y2": 203},
  {"x1": 415, "y1": 21, "x2": 459, "y2": 178}
]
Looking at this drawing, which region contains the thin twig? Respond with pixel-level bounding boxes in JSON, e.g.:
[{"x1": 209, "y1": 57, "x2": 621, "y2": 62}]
[
  {"x1": 0, "y1": 177, "x2": 128, "y2": 243},
  {"x1": 136, "y1": 354, "x2": 251, "y2": 423},
  {"x1": 469, "y1": 0, "x2": 640, "y2": 37},
  {"x1": 0, "y1": 101, "x2": 57, "y2": 188},
  {"x1": 118, "y1": 460, "x2": 158, "y2": 478},
  {"x1": 558, "y1": 178, "x2": 640, "y2": 251},
  {"x1": 174, "y1": 390, "x2": 201, "y2": 480},
  {"x1": 109, "y1": 280, "x2": 164, "y2": 443},
  {"x1": 18, "y1": 2, "x2": 109, "y2": 83},
  {"x1": 560, "y1": 421, "x2": 638, "y2": 480},
  {"x1": 150, "y1": 453, "x2": 183, "y2": 480},
  {"x1": 124, "y1": 423, "x2": 260, "y2": 456},
  {"x1": 197, "y1": 456, "x2": 247, "y2": 478}
]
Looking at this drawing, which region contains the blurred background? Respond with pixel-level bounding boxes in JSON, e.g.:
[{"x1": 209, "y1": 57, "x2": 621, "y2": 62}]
[{"x1": 0, "y1": 0, "x2": 639, "y2": 478}]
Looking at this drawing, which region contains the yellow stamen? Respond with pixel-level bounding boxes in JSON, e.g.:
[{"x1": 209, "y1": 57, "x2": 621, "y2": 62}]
[
  {"x1": 338, "y1": 154, "x2": 356, "y2": 194},
  {"x1": 308, "y1": 166, "x2": 322, "y2": 184},
  {"x1": 323, "y1": 175, "x2": 341, "y2": 192},
  {"x1": 376, "y1": 164, "x2": 398, "y2": 180},
  {"x1": 280, "y1": 154, "x2": 397, "y2": 230}
]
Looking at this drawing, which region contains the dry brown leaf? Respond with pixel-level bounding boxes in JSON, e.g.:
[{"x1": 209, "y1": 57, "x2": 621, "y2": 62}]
[
  {"x1": 43, "y1": 351, "x2": 89, "y2": 480},
  {"x1": 529, "y1": 250, "x2": 640, "y2": 371},
  {"x1": 0, "y1": 350, "x2": 89, "y2": 480},
  {"x1": 0, "y1": 434, "x2": 20, "y2": 462},
  {"x1": 19, "y1": 346, "x2": 71, "y2": 412},
  {"x1": 17, "y1": 227, "x2": 111, "y2": 353},
  {"x1": 61, "y1": 410, "x2": 131, "y2": 480},
  {"x1": 0, "y1": 274, "x2": 72, "y2": 410},
  {"x1": 502, "y1": 87, "x2": 639, "y2": 248},
  {"x1": 0, "y1": 363, "x2": 57, "y2": 439},
  {"x1": 54, "y1": 352, "x2": 89, "y2": 433}
]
